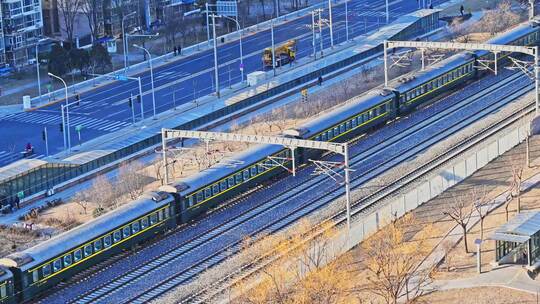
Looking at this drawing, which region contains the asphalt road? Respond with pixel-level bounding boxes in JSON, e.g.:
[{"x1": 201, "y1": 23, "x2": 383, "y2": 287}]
[{"x1": 0, "y1": 0, "x2": 444, "y2": 167}]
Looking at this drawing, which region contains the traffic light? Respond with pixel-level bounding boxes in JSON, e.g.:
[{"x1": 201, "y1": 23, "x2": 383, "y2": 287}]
[
  {"x1": 59, "y1": 122, "x2": 63, "y2": 132},
  {"x1": 42, "y1": 130, "x2": 46, "y2": 141},
  {"x1": 128, "y1": 97, "x2": 133, "y2": 108},
  {"x1": 75, "y1": 94, "x2": 80, "y2": 106},
  {"x1": 136, "y1": 95, "x2": 141, "y2": 103}
]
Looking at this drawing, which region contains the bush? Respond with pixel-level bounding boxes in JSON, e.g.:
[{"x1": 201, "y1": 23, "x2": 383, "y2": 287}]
[{"x1": 93, "y1": 207, "x2": 105, "y2": 218}]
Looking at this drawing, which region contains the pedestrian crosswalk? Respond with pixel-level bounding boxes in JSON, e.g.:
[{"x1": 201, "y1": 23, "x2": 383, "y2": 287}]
[
  {"x1": 0, "y1": 150, "x2": 46, "y2": 167},
  {"x1": 351, "y1": 10, "x2": 389, "y2": 18},
  {"x1": 1, "y1": 112, "x2": 131, "y2": 132}
]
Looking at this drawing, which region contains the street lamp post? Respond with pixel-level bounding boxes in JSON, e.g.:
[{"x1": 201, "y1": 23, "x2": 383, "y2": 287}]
[
  {"x1": 219, "y1": 15, "x2": 245, "y2": 83},
  {"x1": 125, "y1": 32, "x2": 159, "y2": 72},
  {"x1": 122, "y1": 11, "x2": 136, "y2": 73},
  {"x1": 311, "y1": 11, "x2": 316, "y2": 58},
  {"x1": 35, "y1": 38, "x2": 47, "y2": 102},
  {"x1": 133, "y1": 44, "x2": 157, "y2": 119},
  {"x1": 48, "y1": 72, "x2": 69, "y2": 152},
  {"x1": 386, "y1": 0, "x2": 390, "y2": 23}
]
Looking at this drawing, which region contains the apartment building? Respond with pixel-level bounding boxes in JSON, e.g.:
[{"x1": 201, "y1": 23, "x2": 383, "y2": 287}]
[{"x1": 0, "y1": 0, "x2": 43, "y2": 67}]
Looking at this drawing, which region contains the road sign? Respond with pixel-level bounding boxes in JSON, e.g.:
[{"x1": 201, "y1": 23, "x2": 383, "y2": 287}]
[
  {"x1": 75, "y1": 125, "x2": 83, "y2": 132},
  {"x1": 216, "y1": 0, "x2": 238, "y2": 17},
  {"x1": 116, "y1": 75, "x2": 129, "y2": 81},
  {"x1": 239, "y1": 63, "x2": 244, "y2": 71}
]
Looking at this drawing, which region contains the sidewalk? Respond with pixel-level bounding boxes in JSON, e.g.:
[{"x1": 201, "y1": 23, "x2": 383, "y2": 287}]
[
  {"x1": 404, "y1": 138, "x2": 540, "y2": 300},
  {"x1": 432, "y1": 265, "x2": 540, "y2": 294}
]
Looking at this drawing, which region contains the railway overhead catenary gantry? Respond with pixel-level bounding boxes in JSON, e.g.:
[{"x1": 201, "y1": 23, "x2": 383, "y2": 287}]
[
  {"x1": 161, "y1": 128, "x2": 354, "y2": 229},
  {"x1": 382, "y1": 40, "x2": 540, "y2": 114}
]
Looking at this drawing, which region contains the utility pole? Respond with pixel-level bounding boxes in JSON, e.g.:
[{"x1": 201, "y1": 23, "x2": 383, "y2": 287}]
[
  {"x1": 345, "y1": 0, "x2": 349, "y2": 41},
  {"x1": 43, "y1": 127, "x2": 49, "y2": 156},
  {"x1": 211, "y1": 14, "x2": 220, "y2": 97},
  {"x1": 271, "y1": 20, "x2": 276, "y2": 76},
  {"x1": 312, "y1": 11, "x2": 316, "y2": 58},
  {"x1": 318, "y1": 9, "x2": 324, "y2": 57},
  {"x1": 328, "y1": 0, "x2": 334, "y2": 48},
  {"x1": 386, "y1": 0, "x2": 390, "y2": 23}
]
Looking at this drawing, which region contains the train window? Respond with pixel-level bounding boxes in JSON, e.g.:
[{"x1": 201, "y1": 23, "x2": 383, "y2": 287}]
[
  {"x1": 416, "y1": 88, "x2": 421, "y2": 96},
  {"x1": 250, "y1": 167, "x2": 257, "y2": 176},
  {"x1": 74, "y1": 249, "x2": 82, "y2": 262},
  {"x1": 132, "y1": 221, "x2": 140, "y2": 233},
  {"x1": 159, "y1": 210, "x2": 164, "y2": 221},
  {"x1": 84, "y1": 245, "x2": 93, "y2": 257},
  {"x1": 113, "y1": 230, "x2": 122, "y2": 242},
  {"x1": 42, "y1": 264, "x2": 51, "y2": 277},
  {"x1": 212, "y1": 184, "x2": 219, "y2": 195},
  {"x1": 258, "y1": 164, "x2": 266, "y2": 173},
  {"x1": 164, "y1": 207, "x2": 170, "y2": 219},
  {"x1": 204, "y1": 187, "x2": 211, "y2": 198},
  {"x1": 0, "y1": 284, "x2": 5, "y2": 298},
  {"x1": 220, "y1": 180, "x2": 227, "y2": 191},
  {"x1": 351, "y1": 117, "x2": 357, "y2": 127},
  {"x1": 123, "y1": 226, "x2": 131, "y2": 238},
  {"x1": 339, "y1": 124, "x2": 345, "y2": 133},
  {"x1": 94, "y1": 240, "x2": 103, "y2": 252},
  {"x1": 52, "y1": 259, "x2": 62, "y2": 272},
  {"x1": 347, "y1": 121, "x2": 352, "y2": 130},
  {"x1": 32, "y1": 270, "x2": 38, "y2": 283},
  {"x1": 243, "y1": 170, "x2": 250, "y2": 180},
  {"x1": 150, "y1": 213, "x2": 158, "y2": 224},
  {"x1": 196, "y1": 191, "x2": 204, "y2": 202},
  {"x1": 333, "y1": 127, "x2": 339, "y2": 136},
  {"x1": 188, "y1": 196, "x2": 195, "y2": 207},
  {"x1": 228, "y1": 177, "x2": 235, "y2": 187},
  {"x1": 235, "y1": 173, "x2": 242, "y2": 183},
  {"x1": 64, "y1": 254, "x2": 72, "y2": 266},
  {"x1": 321, "y1": 132, "x2": 327, "y2": 141},
  {"x1": 141, "y1": 217, "x2": 149, "y2": 229},
  {"x1": 104, "y1": 235, "x2": 112, "y2": 247}
]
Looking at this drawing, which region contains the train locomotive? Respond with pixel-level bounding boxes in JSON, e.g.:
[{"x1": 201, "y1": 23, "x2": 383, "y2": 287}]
[{"x1": 1, "y1": 22, "x2": 539, "y2": 303}]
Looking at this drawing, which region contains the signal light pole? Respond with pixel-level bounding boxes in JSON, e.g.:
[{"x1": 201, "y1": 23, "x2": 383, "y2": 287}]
[
  {"x1": 133, "y1": 44, "x2": 157, "y2": 119},
  {"x1": 48, "y1": 72, "x2": 69, "y2": 152}
]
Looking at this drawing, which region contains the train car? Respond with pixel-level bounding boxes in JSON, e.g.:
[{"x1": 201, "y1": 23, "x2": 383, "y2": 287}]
[
  {"x1": 0, "y1": 192, "x2": 176, "y2": 303},
  {"x1": 391, "y1": 53, "x2": 476, "y2": 113},
  {"x1": 475, "y1": 22, "x2": 540, "y2": 72},
  {"x1": 161, "y1": 144, "x2": 291, "y2": 223},
  {"x1": 0, "y1": 267, "x2": 14, "y2": 304},
  {"x1": 286, "y1": 89, "x2": 398, "y2": 162}
]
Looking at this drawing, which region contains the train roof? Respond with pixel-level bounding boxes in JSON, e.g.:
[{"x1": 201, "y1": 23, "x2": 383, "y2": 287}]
[
  {"x1": 391, "y1": 53, "x2": 473, "y2": 93},
  {"x1": 475, "y1": 22, "x2": 540, "y2": 57},
  {"x1": 0, "y1": 266, "x2": 12, "y2": 282},
  {"x1": 0, "y1": 192, "x2": 173, "y2": 272},
  {"x1": 163, "y1": 143, "x2": 285, "y2": 195},
  {"x1": 298, "y1": 90, "x2": 394, "y2": 138}
]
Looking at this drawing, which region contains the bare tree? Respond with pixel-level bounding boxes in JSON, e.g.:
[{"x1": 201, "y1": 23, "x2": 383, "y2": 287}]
[
  {"x1": 80, "y1": 0, "x2": 102, "y2": 42},
  {"x1": 58, "y1": 0, "x2": 83, "y2": 45},
  {"x1": 118, "y1": 161, "x2": 148, "y2": 200},
  {"x1": 362, "y1": 214, "x2": 435, "y2": 304},
  {"x1": 72, "y1": 190, "x2": 91, "y2": 214},
  {"x1": 472, "y1": 186, "x2": 490, "y2": 241},
  {"x1": 506, "y1": 154, "x2": 525, "y2": 221},
  {"x1": 444, "y1": 193, "x2": 473, "y2": 253}
]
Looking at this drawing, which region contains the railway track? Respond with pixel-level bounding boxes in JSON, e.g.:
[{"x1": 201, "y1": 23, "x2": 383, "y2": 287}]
[
  {"x1": 182, "y1": 73, "x2": 536, "y2": 303},
  {"x1": 61, "y1": 69, "x2": 533, "y2": 303}
]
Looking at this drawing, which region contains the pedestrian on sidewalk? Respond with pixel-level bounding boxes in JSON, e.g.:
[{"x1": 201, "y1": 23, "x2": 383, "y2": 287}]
[
  {"x1": 178, "y1": 45, "x2": 182, "y2": 55},
  {"x1": 460, "y1": 5, "x2": 465, "y2": 16},
  {"x1": 174, "y1": 46, "x2": 177, "y2": 56},
  {"x1": 318, "y1": 75, "x2": 323, "y2": 86},
  {"x1": 14, "y1": 196, "x2": 20, "y2": 210}
]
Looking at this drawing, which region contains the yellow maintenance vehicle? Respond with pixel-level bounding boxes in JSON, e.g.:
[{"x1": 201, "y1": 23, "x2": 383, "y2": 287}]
[{"x1": 262, "y1": 39, "x2": 297, "y2": 68}]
